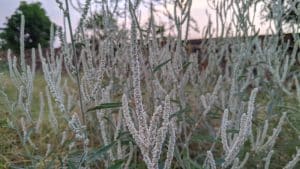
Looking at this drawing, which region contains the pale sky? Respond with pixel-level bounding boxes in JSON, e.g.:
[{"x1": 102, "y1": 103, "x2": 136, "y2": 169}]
[
  {"x1": 0, "y1": 0, "x2": 210, "y2": 40},
  {"x1": 0, "y1": 0, "x2": 272, "y2": 43}
]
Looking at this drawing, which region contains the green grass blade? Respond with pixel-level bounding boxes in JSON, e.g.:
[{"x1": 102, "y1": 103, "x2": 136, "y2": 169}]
[
  {"x1": 87, "y1": 141, "x2": 116, "y2": 163},
  {"x1": 108, "y1": 160, "x2": 124, "y2": 169},
  {"x1": 152, "y1": 58, "x2": 172, "y2": 73},
  {"x1": 87, "y1": 102, "x2": 122, "y2": 112}
]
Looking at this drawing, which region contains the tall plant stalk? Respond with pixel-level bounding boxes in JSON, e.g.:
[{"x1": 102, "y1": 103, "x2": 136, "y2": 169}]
[{"x1": 64, "y1": 0, "x2": 86, "y2": 125}]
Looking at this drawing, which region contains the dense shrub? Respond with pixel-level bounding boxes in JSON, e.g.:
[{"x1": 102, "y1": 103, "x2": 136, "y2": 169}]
[{"x1": 0, "y1": 0, "x2": 300, "y2": 168}]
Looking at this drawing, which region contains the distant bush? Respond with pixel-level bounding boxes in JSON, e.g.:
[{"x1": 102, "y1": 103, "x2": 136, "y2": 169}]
[{"x1": 0, "y1": 1, "x2": 54, "y2": 53}]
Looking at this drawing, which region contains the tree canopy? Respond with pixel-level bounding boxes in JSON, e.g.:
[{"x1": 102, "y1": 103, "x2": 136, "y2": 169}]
[
  {"x1": 264, "y1": 0, "x2": 300, "y2": 24},
  {"x1": 0, "y1": 1, "x2": 54, "y2": 52},
  {"x1": 84, "y1": 13, "x2": 118, "y2": 39}
]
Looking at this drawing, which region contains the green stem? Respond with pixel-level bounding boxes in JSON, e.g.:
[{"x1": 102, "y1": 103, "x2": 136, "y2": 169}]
[{"x1": 64, "y1": 0, "x2": 86, "y2": 125}]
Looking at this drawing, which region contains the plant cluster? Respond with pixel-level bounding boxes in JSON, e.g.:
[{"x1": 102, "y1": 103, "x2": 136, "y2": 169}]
[{"x1": 0, "y1": 0, "x2": 300, "y2": 168}]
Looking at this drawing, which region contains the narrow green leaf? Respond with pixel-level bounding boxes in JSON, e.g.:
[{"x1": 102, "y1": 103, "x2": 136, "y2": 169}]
[
  {"x1": 188, "y1": 158, "x2": 203, "y2": 169},
  {"x1": 170, "y1": 99, "x2": 181, "y2": 105},
  {"x1": 87, "y1": 102, "x2": 122, "y2": 112},
  {"x1": 116, "y1": 131, "x2": 131, "y2": 139},
  {"x1": 215, "y1": 158, "x2": 225, "y2": 165},
  {"x1": 87, "y1": 141, "x2": 116, "y2": 162},
  {"x1": 46, "y1": 160, "x2": 55, "y2": 169},
  {"x1": 174, "y1": 146, "x2": 186, "y2": 169},
  {"x1": 153, "y1": 58, "x2": 172, "y2": 73},
  {"x1": 7, "y1": 165, "x2": 26, "y2": 169},
  {"x1": 226, "y1": 129, "x2": 239, "y2": 134},
  {"x1": 75, "y1": 42, "x2": 85, "y2": 48},
  {"x1": 67, "y1": 160, "x2": 77, "y2": 169},
  {"x1": 23, "y1": 127, "x2": 34, "y2": 144},
  {"x1": 191, "y1": 135, "x2": 215, "y2": 142},
  {"x1": 108, "y1": 160, "x2": 124, "y2": 169},
  {"x1": 170, "y1": 107, "x2": 191, "y2": 119},
  {"x1": 237, "y1": 75, "x2": 247, "y2": 81},
  {"x1": 208, "y1": 111, "x2": 221, "y2": 119},
  {"x1": 182, "y1": 61, "x2": 192, "y2": 71}
]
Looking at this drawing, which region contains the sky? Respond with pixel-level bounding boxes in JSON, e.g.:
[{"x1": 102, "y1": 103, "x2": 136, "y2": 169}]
[
  {"x1": 0, "y1": 0, "x2": 272, "y2": 44},
  {"x1": 0, "y1": 0, "x2": 210, "y2": 40}
]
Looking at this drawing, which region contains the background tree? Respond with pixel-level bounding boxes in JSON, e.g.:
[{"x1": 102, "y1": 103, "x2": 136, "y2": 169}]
[
  {"x1": 263, "y1": 0, "x2": 300, "y2": 34},
  {"x1": 281, "y1": 0, "x2": 300, "y2": 23},
  {"x1": 85, "y1": 12, "x2": 118, "y2": 39},
  {"x1": 0, "y1": 1, "x2": 54, "y2": 52},
  {"x1": 265, "y1": 0, "x2": 300, "y2": 22}
]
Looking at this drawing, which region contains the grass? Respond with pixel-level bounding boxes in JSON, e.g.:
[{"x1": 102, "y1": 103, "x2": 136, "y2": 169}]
[{"x1": 0, "y1": 61, "x2": 75, "y2": 168}]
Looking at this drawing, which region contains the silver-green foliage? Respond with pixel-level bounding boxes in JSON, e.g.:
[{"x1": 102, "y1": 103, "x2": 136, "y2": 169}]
[{"x1": 1, "y1": 0, "x2": 300, "y2": 169}]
